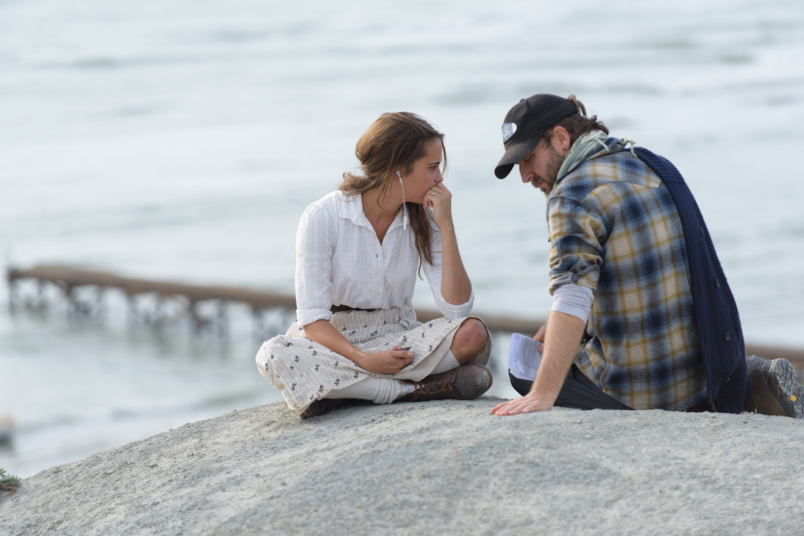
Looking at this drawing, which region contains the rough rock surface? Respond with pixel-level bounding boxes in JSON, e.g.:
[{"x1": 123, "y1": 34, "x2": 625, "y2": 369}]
[{"x1": 2, "y1": 398, "x2": 803, "y2": 535}]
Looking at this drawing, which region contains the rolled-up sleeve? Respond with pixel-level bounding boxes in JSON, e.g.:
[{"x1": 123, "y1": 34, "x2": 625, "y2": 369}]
[
  {"x1": 423, "y1": 226, "x2": 474, "y2": 320},
  {"x1": 547, "y1": 197, "x2": 608, "y2": 295},
  {"x1": 295, "y1": 204, "x2": 337, "y2": 326}
]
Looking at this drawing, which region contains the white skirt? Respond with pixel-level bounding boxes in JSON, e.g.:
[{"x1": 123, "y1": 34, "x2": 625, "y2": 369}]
[{"x1": 255, "y1": 304, "x2": 491, "y2": 415}]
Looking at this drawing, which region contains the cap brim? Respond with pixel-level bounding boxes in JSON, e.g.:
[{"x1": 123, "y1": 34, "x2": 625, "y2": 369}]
[{"x1": 494, "y1": 137, "x2": 540, "y2": 179}]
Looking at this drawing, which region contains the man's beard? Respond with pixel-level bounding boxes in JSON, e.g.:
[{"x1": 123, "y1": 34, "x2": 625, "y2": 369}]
[{"x1": 531, "y1": 145, "x2": 565, "y2": 195}]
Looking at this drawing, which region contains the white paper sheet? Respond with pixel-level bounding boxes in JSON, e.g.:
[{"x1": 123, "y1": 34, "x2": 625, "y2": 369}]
[{"x1": 507, "y1": 332, "x2": 543, "y2": 381}]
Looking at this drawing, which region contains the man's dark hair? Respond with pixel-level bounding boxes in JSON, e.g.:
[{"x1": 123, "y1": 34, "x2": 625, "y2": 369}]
[{"x1": 540, "y1": 94, "x2": 608, "y2": 146}]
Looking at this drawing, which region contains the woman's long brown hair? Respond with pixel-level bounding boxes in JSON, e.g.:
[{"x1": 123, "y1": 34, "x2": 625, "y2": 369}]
[{"x1": 339, "y1": 112, "x2": 447, "y2": 276}]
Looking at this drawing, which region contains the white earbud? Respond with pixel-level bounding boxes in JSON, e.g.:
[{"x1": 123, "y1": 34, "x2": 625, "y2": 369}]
[{"x1": 396, "y1": 170, "x2": 407, "y2": 230}]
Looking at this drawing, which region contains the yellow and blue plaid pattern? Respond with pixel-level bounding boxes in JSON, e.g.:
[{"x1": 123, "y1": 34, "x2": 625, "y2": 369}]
[{"x1": 547, "y1": 138, "x2": 707, "y2": 411}]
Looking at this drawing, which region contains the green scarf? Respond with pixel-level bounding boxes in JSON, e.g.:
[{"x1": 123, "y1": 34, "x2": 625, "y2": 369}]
[{"x1": 556, "y1": 130, "x2": 611, "y2": 182}]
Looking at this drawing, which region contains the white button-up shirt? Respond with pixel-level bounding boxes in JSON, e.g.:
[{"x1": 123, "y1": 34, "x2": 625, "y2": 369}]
[{"x1": 295, "y1": 191, "x2": 474, "y2": 326}]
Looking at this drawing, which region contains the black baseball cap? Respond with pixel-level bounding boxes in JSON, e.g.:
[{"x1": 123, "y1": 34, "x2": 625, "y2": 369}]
[{"x1": 494, "y1": 94, "x2": 578, "y2": 179}]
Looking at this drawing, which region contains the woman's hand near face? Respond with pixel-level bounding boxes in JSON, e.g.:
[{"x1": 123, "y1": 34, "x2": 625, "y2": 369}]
[
  {"x1": 359, "y1": 347, "x2": 413, "y2": 375},
  {"x1": 426, "y1": 180, "x2": 472, "y2": 307},
  {"x1": 426, "y1": 182, "x2": 454, "y2": 231}
]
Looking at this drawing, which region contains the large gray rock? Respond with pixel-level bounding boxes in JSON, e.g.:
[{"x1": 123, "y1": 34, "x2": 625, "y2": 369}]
[{"x1": 2, "y1": 399, "x2": 803, "y2": 535}]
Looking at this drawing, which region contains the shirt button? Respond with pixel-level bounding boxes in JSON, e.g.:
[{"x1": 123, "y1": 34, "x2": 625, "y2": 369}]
[
  {"x1": 375, "y1": 292, "x2": 380, "y2": 296},
  {"x1": 724, "y1": 332, "x2": 731, "y2": 341},
  {"x1": 383, "y1": 255, "x2": 387, "y2": 258},
  {"x1": 715, "y1": 279, "x2": 720, "y2": 288}
]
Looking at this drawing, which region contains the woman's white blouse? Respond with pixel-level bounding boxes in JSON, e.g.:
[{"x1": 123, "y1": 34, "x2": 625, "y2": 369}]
[{"x1": 295, "y1": 191, "x2": 474, "y2": 326}]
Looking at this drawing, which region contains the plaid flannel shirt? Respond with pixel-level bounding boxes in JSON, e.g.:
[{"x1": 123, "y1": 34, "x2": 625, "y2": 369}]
[{"x1": 547, "y1": 138, "x2": 707, "y2": 411}]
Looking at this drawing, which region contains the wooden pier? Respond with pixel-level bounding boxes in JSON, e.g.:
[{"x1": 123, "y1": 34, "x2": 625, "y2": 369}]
[
  {"x1": 6, "y1": 264, "x2": 804, "y2": 368},
  {"x1": 5, "y1": 264, "x2": 544, "y2": 335}
]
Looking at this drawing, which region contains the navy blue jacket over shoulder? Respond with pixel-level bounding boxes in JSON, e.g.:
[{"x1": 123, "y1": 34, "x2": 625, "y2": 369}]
[{"x1": 634, "y1": 147, "x2": 746, "y2": 414}]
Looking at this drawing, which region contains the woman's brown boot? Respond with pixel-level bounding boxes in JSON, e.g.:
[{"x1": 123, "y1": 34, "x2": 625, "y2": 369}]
[
  {"x1": 395, "y1": 364, "x2": 493, "y2": 403},
  {"x1": 299, "y1": 398, "x2": 352, "y2": 419}
]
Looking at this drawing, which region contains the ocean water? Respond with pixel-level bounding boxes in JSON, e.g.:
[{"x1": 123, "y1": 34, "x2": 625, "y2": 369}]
[{"x1": 1, "y1": 0, "x2": 803, "y2": 478}]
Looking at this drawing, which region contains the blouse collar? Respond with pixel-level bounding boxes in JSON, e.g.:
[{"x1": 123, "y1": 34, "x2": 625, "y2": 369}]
[{"x1": 339, "y1": 192, "x2": 406, "y2": 235}]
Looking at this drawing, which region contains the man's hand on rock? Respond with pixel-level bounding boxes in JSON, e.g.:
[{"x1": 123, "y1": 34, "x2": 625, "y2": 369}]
[{"x1": 490, "y1": 394, "x2": 553, "y2": 416}]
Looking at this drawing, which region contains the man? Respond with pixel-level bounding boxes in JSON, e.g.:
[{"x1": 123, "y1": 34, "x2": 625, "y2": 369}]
[{"x1": 490, "y1": 93, "x2": 804, "y2": 418}]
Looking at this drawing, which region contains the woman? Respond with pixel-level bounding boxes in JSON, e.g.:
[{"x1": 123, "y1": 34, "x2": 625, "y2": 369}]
[{"x1": 256, "y1": 112, "x2": 492, "y2": 418}]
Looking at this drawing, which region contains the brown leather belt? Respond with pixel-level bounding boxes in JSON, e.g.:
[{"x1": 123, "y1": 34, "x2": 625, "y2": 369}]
[{"x1": 330, "y1": 304, "x2": 378, "y2": 314}]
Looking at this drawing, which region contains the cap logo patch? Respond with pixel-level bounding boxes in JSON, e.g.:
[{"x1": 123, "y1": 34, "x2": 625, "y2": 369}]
[{"x1": 502, "y1": 122, "x2": 517, "y2": 143}]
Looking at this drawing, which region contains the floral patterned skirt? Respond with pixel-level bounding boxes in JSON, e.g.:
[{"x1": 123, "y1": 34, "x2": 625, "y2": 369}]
[{"x1": 255, "y1": 304, "x2": 491, "y2": 415}]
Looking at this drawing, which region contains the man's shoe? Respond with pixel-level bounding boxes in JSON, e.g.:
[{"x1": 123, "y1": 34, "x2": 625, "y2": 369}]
[
  {"x1": 395, "y1": 364, "x2": 493, "y2": 403},
  {"x1": 750, "y1": 370, "x2": 786, "y2": 416},
  {"x1": 758, "y1": 359, "x2": 804, "y2": 419},
  {"x1": 299, "y1": 398, "x2": 351, "y2": 420}
]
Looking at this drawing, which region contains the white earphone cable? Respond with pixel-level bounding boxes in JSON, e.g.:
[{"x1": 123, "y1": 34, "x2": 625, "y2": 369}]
[
  {"x1": 355, "y1": 171, "x2": 410, "y2": 346},
  {"x1": 396, "y1": 170, "x2": 407, "y2": 231}
]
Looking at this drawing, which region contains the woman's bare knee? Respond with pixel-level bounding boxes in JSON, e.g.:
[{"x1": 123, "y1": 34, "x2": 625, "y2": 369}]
[{"x1": 451, "y1": 319, "x2": 488, "y2": 366}]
